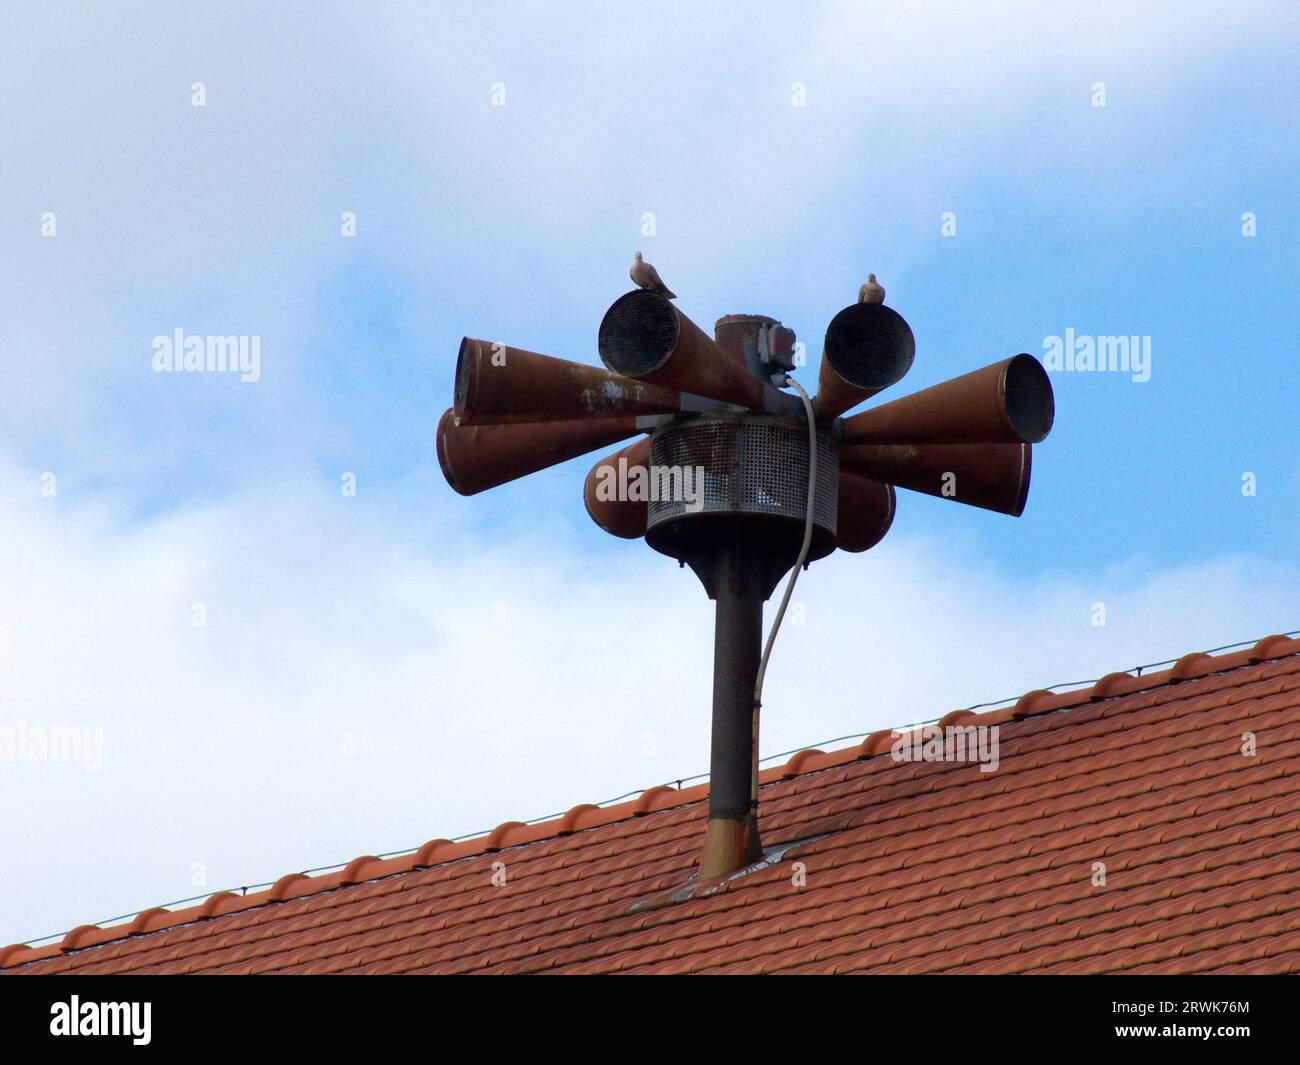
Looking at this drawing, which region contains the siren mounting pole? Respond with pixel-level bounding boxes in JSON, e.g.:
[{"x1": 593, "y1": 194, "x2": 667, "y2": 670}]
[{"x1": 700, "y1": 538, "x2": 767, "y2": 879}]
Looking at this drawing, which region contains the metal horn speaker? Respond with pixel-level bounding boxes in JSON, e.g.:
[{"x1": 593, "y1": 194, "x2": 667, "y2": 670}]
[
  {"x1": 813, "y1": 302, "x2": 916, "y2": 420},
  {"x1": 436, "y1": 408, "x2": 641, "y2": 496},
  {"x1": 582, "y1": 438, "x2": 651, "y2": 539},
  {"x1": 840, "y1": 442, "x2": 1032, "y2": 517},
  {"x1": 455, "y1": 337, "x2": 683, "y2": 425},
  {"x1": 835, "y1": 472, "x2": 896, "y2": 552},
  {"x1": 598, "y1": 290, "x2": 766, "y2": 409},
  {"x1": 840, "y1": 354, "x2": 1054, "y2": 445}
]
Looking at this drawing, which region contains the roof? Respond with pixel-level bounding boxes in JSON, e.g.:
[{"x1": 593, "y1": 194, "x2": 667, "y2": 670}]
[{"x1": 5, "y1": 634, "x2": 1300, "y2": 975}]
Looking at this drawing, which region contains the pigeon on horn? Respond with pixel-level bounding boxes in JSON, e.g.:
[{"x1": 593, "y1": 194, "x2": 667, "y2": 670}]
[
  {"x1": 630, "y1": 251, "x2": 676, "y2": 300},
  {"x1": 858, "y1": 273, "x2": 885, "y2": 305}
]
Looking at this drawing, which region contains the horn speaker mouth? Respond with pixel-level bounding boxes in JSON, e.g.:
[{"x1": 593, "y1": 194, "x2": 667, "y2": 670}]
[
  {"x1": 823, "y1": 303, "x2": 915, "y2": 390},
  {"x1": 1003, "y1": 354, "x2": 1054, "y2": 444},
  {"x1": 598, "y1": 291, "x2": 680, "y2": 378}
]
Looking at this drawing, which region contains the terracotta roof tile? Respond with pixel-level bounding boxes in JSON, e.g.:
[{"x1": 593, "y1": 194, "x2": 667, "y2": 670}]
[{"x1": 5, "y1": 637, "x2": 1300, "y2": 973}]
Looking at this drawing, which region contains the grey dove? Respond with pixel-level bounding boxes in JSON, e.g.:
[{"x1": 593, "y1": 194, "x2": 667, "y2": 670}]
[
  {"x1": 630, "y1": 252, "x2": 676, "y2": 299},
  {"x1": 858, "y1": 273, "x2": 885, "y2": 305}
]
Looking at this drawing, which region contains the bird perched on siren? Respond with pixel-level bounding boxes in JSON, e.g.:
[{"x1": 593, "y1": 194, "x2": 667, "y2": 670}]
[
  {"x1": 858, "y1": 273, "x2": 885, "y2": 304},
  {"x1": 630, "y1": 252, "x2": 676, "y2": 299}
]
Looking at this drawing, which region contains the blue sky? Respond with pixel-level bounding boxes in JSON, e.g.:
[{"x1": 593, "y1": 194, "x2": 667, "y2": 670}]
[{"x1": 1, "y1": 1, "x2": 1297, "y2": 946}]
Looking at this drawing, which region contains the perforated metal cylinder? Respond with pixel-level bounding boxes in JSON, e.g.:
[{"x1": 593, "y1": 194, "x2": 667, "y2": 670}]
[{"x1": 646, "y1": 414, "x2": 838, "y2": 534}]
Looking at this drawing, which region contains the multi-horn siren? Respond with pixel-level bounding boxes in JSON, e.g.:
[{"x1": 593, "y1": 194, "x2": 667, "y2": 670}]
[
  {"x1": 814, "y1": 302, "x2": 916, "y2": 420},
  {"x1": 455, "y1": 338, "x2": 683, "y2": 425},
  {"x1": 436, "y1": 268, "x2": 1054, "y2": 883}
]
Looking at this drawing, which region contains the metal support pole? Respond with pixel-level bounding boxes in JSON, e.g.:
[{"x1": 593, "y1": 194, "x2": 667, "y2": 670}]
[{"x1": 699, "y1": 541, "x2": 765, "y2": 880}]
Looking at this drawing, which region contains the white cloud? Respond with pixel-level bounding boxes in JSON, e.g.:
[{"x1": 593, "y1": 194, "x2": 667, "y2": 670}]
[{"x1": 2, "y1": 453, "x2": 1295, "y2": 945}]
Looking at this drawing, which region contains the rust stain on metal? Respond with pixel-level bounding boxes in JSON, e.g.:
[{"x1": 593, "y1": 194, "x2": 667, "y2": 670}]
[
  {"x1": 598, "y1": 291, "x2": 766, "y2": 409},
  {"x1": 840, "y1": 354, "x2": 1054, "y2": 445},
  {"x1": 455, "y1": 337, "x2": 683, "y2": 425},
  {"x1": 698, "y1": 816, "x2": 762, "y2": 883},
  {"x1": 841, "y1": 442, "x2": 1032, "y2": 516},
  {"x1": 436, "y1": 408, "x2": 641, "y2": 496}
]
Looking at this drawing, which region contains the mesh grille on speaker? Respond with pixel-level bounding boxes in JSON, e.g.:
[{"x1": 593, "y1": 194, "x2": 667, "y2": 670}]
[
  {"x1": 823, "y1": 303, "x2": 916, "y2": 389},
  {"x1": 646, "y1": 415, "x2": 838, "y2": 533},
  {"x1": 598, "y1": 291, "x2": 679, "y2": 377}
]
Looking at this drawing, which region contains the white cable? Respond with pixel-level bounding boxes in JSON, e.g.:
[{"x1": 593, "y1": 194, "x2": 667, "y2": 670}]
[{"x1": 753, "y1": 373, "x2": 817, "y2": 714}]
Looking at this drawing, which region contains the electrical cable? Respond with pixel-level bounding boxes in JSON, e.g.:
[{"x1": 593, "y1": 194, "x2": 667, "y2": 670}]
[{"x1": 749, "y1": 373, "x2": 818, "y2": 811}]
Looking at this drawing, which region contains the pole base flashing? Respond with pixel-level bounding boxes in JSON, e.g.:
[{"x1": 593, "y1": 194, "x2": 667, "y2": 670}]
[{"x1": 699, "y1": 815, "x2": 762, "y2": 882}]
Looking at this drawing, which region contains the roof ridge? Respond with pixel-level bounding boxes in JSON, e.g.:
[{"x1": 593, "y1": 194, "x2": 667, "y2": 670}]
[{"x1": 4, "y1": 630, "x2": 1299, "y2": 971}]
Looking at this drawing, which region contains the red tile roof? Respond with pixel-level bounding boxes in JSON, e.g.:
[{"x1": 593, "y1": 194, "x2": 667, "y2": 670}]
[{"x1": 5, "y1": 634, "x2": 1300, "y2": 974}]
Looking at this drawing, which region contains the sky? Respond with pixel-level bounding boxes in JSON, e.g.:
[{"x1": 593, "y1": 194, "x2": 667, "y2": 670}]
[{"x1": 0, "y1": 0, "x2": 1297, "y2": 947}]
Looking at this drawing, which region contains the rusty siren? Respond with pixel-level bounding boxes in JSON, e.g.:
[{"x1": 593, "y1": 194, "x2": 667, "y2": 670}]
[
  {"x1": 436, "y1": 408, "x2": 641, "y2": 496},
  {"x1": 835, "y1": 472, "x2": 896, "y2": 552},
  {"x1": 455, "y1": 337, "x2": 684, "y2": 426},
  {"x1": 436, "y1": 270, "x2": 1057, "y2": 886},
  {"x1": 841, "y1": 353, "x2": 1054, "y2": 445},
  {"x1": 598, "y1": 291, "x2": 766, "y2": 409},
  {"x1": 814, "y1": 302, "x2": 916, "y2": 420},
  {"x1": 583, "y1": 438, "x2": 651, "y2": 539},
  {"x1": 841, "y1": 442, "x2": 1032, "y2": 517}
]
